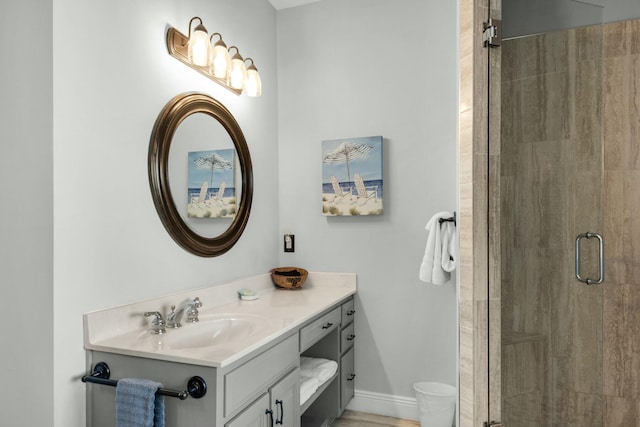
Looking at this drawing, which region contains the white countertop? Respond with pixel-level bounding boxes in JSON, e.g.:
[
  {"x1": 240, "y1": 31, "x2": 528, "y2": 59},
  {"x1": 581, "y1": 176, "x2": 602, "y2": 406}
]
[{"x1": 84, "y1": 272, "x2": 356, "y2": 368}]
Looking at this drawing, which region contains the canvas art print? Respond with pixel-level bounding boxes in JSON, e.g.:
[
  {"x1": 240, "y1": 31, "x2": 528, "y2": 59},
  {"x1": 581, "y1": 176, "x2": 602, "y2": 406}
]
[
  {"x1": 187, "y1": 149, "x2": 237, "y2": 218},
  {"x1": 322, "y1": 136, "x2": 383, "y2": 216}
]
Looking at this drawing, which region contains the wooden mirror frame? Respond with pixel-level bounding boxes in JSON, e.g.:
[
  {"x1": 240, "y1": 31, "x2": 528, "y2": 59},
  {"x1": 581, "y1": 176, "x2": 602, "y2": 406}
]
[{"x1": 148, "y1": 92, "x2": 253, "y2": 257}]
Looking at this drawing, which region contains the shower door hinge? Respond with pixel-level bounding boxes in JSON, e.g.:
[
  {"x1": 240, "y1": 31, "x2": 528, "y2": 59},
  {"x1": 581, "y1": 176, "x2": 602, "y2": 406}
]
[
  {"x1": 483, "y1": 19, "x2": 501, "y2": 47},
  {"x1": 484, "y1": 421, "x2": 503, "y2": 427}
]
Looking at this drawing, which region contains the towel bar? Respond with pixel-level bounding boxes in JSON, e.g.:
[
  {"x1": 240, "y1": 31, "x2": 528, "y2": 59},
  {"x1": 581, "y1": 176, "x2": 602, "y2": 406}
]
[
  {"x1": 438, "y1": 211, "x2": 456, "y2": 226},
  {"x1": 81, "y1": 362, "x2": 207, "y2": 400}
]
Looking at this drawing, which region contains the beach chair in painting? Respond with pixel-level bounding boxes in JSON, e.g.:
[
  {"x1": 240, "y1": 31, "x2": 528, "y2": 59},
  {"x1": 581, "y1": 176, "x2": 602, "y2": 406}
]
[
  {"x1": 207, "y1": 182, "x2": 226, "y2": 206},
  {"x1": 354, "y1": 173, "x2": 377, "y2": 204},
  {"x1": 330, "y1": 176, "x2": 352, "y2": 204},
  {"x1": 191, "y1": 181, "x2": 209, "y2": 206}
]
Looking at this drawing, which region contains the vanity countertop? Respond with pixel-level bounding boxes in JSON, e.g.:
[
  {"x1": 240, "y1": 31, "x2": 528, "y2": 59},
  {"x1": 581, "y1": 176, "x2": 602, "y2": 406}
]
[{"x1": 84, "y1": 272, "x2": 356, "y2": 368}]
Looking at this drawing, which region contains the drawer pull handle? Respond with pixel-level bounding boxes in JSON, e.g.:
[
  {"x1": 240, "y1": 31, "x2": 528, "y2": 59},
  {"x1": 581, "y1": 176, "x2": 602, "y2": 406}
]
[
  {"x1": 347, "y1": 334, "x2": 356, "y2": 341},
  {"x1": 275, "y1": 399, "x2": 284, "y2": 424},
  {"x1": 322, "y1": 322, "x2": 334, "y2": 329},
  {"x1": 347, "y1": 373, "x2": 356, "y2": 381},
  {"x1": 266, "y1": 409, "x2": 274, "y2": 427},
  {"x1": 347, "y1": 310, "x2": 356, "y2": 316}
]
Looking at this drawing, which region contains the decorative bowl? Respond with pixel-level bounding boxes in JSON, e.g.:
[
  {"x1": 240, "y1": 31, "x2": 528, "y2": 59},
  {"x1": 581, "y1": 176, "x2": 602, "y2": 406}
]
[{"x1": 270, "y1": 267, "x2": 308, "y2": 290}]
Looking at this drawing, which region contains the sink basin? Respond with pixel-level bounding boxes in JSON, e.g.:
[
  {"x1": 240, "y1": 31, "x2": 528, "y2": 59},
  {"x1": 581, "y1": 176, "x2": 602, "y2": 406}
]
[{"x1": 150, "y1": 313, "x2": 270, "y2": 350}]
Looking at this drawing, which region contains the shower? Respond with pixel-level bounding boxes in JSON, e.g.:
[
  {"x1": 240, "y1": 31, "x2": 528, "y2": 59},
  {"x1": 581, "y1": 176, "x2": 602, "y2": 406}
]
[{"x1": 491, "y1": 0, "x2": 640, "y2": 425}]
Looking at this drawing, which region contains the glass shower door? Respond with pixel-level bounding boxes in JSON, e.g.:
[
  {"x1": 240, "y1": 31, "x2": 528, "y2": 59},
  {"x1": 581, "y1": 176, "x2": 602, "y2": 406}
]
[{"x1": 489, "y1": 1, "x2": 605, "y2": 426}]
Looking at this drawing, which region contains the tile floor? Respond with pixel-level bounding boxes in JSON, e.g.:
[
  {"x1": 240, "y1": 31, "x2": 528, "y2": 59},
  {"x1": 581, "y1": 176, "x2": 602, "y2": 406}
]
[{"x1": 331, "y1": 411, "x2": 420, "y2": 427}]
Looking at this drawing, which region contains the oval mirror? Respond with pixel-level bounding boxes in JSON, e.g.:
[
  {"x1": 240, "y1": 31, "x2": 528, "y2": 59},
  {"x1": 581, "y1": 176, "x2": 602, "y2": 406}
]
[{"x1": 148, "y1": 92, "x2": 253, "y2": 257}]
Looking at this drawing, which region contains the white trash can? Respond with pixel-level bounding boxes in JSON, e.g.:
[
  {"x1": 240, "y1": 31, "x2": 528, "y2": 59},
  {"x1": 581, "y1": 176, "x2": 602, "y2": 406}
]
[{"x1": 414, "y1": 382, "x2": 456, "y2": 427}]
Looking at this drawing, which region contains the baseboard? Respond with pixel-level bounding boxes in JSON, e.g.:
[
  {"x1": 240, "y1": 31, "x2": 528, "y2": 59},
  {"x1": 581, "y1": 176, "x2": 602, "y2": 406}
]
[{"x1": 346, "y1": 389, "x2": 419, "y2": 421}]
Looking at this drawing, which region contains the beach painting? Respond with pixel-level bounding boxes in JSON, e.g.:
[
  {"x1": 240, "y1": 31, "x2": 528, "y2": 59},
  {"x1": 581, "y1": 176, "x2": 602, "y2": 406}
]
[
  {"x1": 322, "y1": 136, "x2": 383, "y2": 216},
  {"x1": 187, "y1": 149, "x2": 237, "y2": 219}
]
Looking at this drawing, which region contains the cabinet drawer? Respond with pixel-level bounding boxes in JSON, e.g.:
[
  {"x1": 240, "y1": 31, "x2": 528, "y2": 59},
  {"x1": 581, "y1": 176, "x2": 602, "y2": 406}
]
[
  {"x1": 300, "y1": 307, "x2": 341, "y2": 352},
  {"x1": 340, "y1": 322, "x2": 356, "y2": 353},
  {"x1": 341, "y1": 298, "x2": 355, "y2": 326},
  {"x1": 225, "y1": 334, "x2": 298, "y2": 417},
  {"x1": 340, "y1": 347, "x2": 355, "y2": 410}
]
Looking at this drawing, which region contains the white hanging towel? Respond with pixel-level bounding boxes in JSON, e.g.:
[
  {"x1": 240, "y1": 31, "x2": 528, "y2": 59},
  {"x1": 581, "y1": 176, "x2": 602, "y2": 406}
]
[{"x1": 419, "y1": 211, "x2": 457, "y2": 285}]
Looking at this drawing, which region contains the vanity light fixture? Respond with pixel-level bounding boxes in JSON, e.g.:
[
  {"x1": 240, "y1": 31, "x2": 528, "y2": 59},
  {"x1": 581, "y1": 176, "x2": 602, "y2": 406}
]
[
  {"x1": 228, "y1": 46, "x2": 248, "y2": 90},
  {"x1": 244, "y1": 58, "x2": 262, "y2": 97},
  {"x1": 209, "y1": 33, "x2": 231, "y2": 80},
  {"x1": 166, "y1": 17, "x2": 262, "y2": 97},
  {"x1": 187, "y1": 17, "x2": 211, "y2": 67}
]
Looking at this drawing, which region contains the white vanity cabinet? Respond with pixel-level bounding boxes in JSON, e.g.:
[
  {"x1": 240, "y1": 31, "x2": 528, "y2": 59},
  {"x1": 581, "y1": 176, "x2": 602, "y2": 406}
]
[{"x1": 84, "y1": 273, "x2": 356, "y2": 427}]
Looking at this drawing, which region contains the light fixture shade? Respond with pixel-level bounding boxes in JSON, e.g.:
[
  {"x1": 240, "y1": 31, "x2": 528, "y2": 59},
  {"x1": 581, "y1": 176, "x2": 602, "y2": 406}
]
[
  {"x1": 188, "y1": 24, "x2": 211, "y2": 67},
  {"x1": 209, "y1": 39, "x2": 231, "y2": 80},
  {"x1": 245, "y1": 63, "x2": 262, "y2": 97},
  {"x1": 229, "y1": 48, "x2": 247, "y2": 90}
]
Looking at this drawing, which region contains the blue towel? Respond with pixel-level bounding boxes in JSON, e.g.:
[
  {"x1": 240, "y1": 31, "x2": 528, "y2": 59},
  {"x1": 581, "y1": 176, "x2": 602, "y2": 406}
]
[{"x1": 115, "y1": 378, "x2": 165, "y2": 427}]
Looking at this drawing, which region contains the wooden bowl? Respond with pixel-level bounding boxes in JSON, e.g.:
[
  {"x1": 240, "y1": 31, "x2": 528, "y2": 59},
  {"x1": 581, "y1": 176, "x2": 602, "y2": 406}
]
[{"x1": 270, "y1": 267, "x2": 308, "y2": 290}]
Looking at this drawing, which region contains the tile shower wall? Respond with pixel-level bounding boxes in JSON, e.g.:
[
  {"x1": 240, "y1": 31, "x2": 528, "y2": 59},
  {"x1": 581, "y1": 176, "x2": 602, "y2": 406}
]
[
  {"x1": 501, "y1": 17, "x2": 640, "y2": 427},
  {"x1": 602, "y1": 18, "x2": 640, "y2": 427},
  {"x1": 500, "y1": 24, "x2": 605, "y2": 427}
]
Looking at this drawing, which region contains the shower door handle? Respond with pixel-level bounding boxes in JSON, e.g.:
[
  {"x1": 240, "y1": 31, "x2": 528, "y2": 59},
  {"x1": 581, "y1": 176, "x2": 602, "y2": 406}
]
[{"x1": 575, "y1": 232, "x2": 604, "y2": 285}]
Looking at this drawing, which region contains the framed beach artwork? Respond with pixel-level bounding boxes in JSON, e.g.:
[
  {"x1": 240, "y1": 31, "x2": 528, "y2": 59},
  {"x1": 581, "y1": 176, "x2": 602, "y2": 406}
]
[
  {"x1": 322, "y1": 136, "x2": 383, "y2": 216},
  {"x1": 187, "y1": 149, "x2": 237, "y2": 219}
]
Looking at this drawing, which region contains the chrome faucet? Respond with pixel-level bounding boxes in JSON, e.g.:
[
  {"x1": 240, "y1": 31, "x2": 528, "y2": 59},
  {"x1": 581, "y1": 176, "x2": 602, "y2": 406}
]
[
  {"x1": 166, "y1": 297, "x2": 202, "y2": 328},
  {"x1": 144, "y1": 311, "x2": 167, "y2": 335}
]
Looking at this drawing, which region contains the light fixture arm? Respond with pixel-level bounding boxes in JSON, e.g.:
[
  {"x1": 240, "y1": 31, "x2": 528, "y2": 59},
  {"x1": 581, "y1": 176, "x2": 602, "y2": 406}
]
[
  {"x1": 210, "y1": 32, "x2": 224, "y2": 44},
  {"x1": 188, "y1": 17, "x2": 205, "y2": 39},
  {"x1": 228, "y1": 46, "x2": 241, "y2": 58}
]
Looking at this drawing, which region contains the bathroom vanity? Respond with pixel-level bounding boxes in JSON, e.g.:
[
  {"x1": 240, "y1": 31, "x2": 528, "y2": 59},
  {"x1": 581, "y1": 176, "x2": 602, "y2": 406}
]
[{"x1": 83, "y1": 272, "x2": 356, "y2": 427}]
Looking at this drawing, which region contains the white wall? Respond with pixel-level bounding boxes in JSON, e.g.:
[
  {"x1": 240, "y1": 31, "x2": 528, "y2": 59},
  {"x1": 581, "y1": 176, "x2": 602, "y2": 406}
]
[
  {"x1": 277, "y1": 0, "x2": 458, "y2": 411},
  {"x1": 52, "y1": 0, "x2": 278, "y2": 425},
  {"x1": 0, "y1": 1, "x2": 54, "y2": 426},
  {"x1": 1, "y1": 0, "x2": 458, "y2": 425}
]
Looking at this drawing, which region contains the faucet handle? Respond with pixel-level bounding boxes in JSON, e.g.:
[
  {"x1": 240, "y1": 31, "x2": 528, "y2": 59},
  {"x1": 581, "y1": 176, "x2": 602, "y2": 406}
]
[
  {"x1": 186, "y1": 298, "x2": 202, "y2": 323},
  {"x1": 144, "y1": 311, "x2": 166, "y2": 335}
]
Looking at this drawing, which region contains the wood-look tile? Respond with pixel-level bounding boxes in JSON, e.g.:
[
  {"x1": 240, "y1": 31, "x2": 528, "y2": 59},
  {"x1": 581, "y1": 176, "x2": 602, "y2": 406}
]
[
  {"x1": 573, "y1": 284, "x2": 604, "y2": 394},
  {"x1": 604, "y1": 170, "x2": 625, "y2": 284},
  {"x1": 604, "y1": 56, "x2": 630, "y2": 171},
  {"x1": 550, "y1": 356, "x2": 576, "y2": 426},
  {"x1": 627, "y1": 55, "x2": 640, "y2": 170},
  {"x1": 575, "y1": 25, "x2": 604, "y2": 62},
  {"x1": 630, "y1": 20, "x2": 640, "y2": 55},
  {"x1": 604, "y1": 21, "x2": 630, "y2": 58},
  {"x1": 626, "y1": 286, "x2": 640, "y2": 398},
  {"x1": 574, "y1": 393, "x2": 604, "y2": 427},
  {"x1": 603, "y1": 283, "x2": 631, "y2": 397},
  {"x1": 604, "y1": 395, "x2": 640, "y2": 427},
  {"x1": 520, "y1": 72, "x2": 571, "y2": 144},
  {"x1": 573, "y1": 59, "x2": 603, "y2": 153},
  {"x1": 623, "y1": 171, "x2": 640, "y2": 283}
]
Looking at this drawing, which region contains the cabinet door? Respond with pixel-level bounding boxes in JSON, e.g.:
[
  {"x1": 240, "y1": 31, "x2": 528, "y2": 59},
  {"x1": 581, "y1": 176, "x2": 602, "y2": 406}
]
[
  {"x1": 227, "y1": 393, "x2": 271, "y2": 427},
  {"x1": 270, "y1": 368, "x2": 300, "y2": 427},
  {"x1": 341, "y1": 347, "x2": 355, "y2": 410}
]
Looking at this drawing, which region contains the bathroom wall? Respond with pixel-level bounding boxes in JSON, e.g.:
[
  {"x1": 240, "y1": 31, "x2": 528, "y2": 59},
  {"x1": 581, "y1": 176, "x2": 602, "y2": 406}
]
[
  {"x1": 277, "y1": 0, "x2": 459, "y2": 417},
  {"x1": 1, "y1": 0, "x2": 458, "y2": 425},
  {"x1": 52, "y1": 0, "x2": 278, "y2": 425},
  {"x1": 0, "y1": 0, "x2": 54, "y2": 426}
]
